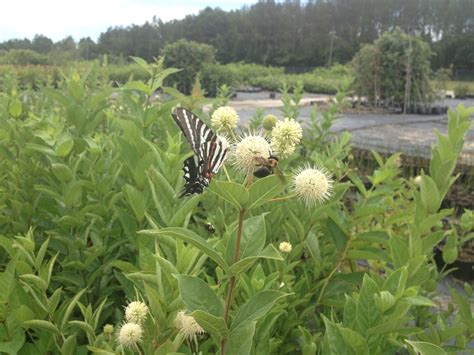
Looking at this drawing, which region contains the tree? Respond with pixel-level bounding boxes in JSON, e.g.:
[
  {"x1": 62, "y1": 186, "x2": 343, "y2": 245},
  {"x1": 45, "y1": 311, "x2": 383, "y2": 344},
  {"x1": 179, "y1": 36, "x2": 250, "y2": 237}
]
[
  {"x1": 31, "y1": 34, "x2": 53, "y2": 54},
  {"x1": 352, "y1": 29, "x2": 434, "y2": 110},
  {"x1": 78, "y1": 37, "x2": 99, "y2": 60},
  {"x1": 162, "y1": 39, "x2": 216, "y2": 94}
]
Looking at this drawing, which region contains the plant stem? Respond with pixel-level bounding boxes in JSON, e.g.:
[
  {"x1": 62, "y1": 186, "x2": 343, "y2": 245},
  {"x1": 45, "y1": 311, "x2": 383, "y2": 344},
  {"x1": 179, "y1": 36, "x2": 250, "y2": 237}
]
[
  {"x1": 221, "y1": 208, "x2": 245, "y2": 355},
  {"x1": 269, "y1": 194, "x2": 297, "y2": 202},
  {"x1": 315, "y1": 235, "x2": 352, "y2": 306}
]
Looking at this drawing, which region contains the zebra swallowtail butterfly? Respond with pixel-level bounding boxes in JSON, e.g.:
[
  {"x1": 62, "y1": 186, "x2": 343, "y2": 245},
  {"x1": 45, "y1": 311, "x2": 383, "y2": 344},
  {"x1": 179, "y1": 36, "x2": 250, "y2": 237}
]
[{"x1": 172, "y1": 107, "x2": 229, "y2": 196}]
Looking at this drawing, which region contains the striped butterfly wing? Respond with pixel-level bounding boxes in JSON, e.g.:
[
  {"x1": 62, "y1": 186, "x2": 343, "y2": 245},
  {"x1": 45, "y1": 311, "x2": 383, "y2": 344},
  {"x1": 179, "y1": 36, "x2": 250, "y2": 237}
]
[
  {"x1": 172, "y1": 108, "x2": 229, "y2": 195},
  {"x1": 171, "y1": 107, "x2": 216, "y2": 155}
]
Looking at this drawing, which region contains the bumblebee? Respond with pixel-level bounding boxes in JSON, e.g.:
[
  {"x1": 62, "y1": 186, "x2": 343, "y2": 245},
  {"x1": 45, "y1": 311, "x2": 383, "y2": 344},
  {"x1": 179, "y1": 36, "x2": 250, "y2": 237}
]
[
  {"x1": 204, "y1": 222, "x2": 216, "y2": 234},
  {"x1": 253, "y1": 155, "x2": 280, "y2": 178}
]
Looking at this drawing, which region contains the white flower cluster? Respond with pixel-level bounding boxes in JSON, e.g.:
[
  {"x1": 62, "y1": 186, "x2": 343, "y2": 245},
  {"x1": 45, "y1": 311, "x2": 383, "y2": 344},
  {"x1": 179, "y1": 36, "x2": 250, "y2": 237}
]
[
  {"x1": 211, "y1": 106, "x2": 240, "y2": 132},
  {"x1": 233, "y1": 133, "x2": 271, "y2": 174},
  {"x1": 293, "y1": 166, "x2": 333, "y2": 206},
  {"x1": 116, "y1": 300, "x2": 148, "y2": 350},
  {"x1": 271, "y1": 118, "x2": 303, "y2": 158},
  {"x1": 175, "y1": 310, "x2": 205, "y2": 339},
  {"x1": 213, "y1": 106, "x2": 333, "y2": 207}
]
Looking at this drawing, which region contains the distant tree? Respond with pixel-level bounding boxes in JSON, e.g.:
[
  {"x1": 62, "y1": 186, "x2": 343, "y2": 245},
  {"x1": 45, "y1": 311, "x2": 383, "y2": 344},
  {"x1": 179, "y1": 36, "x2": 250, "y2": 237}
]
[
  {"x1": 31, "y1": 34, "x2": 53, "y2": 54},
  {"x1": 55, "y1": 36, "x2": 76, "y2": 51},
  {"x1": 78, "y1": 37, "x2": 99, "y2": 60},
  {"x1": 162, "y1": 39, "x2": 216, "y2": 94}
]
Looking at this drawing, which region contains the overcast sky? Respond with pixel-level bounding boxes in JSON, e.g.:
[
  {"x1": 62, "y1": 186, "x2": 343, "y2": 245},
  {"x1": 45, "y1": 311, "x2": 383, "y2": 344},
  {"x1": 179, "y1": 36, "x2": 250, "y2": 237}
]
[{"x1": 0, "y1": 0, "x2": 256, "y2": 42}]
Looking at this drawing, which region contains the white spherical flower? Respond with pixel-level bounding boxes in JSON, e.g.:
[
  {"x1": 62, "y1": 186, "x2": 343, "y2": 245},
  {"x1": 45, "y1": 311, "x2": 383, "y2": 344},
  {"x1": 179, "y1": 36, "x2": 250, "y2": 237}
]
[
  {"x1": 279, "y1": 241, "x2": 292, "y2": 253},
  {"x1": 293, "y1": 166, "x2": 333, "y2": 206},
  {"x1": 175, "y1": 310, "x2": 205, "y2": 339},
  {"x1": 413, "y1": 175, "x2": 422, "y2": 186},
  {"x1": 271, "y1": 118, "x2": 302, "y2": 157},
  {"x1": 211, "y1": 106, "x2": 239, "y2": 132},
  {"x1": 125, "y1": 301, "x2": 148, "y2": 324},
  {"x1": 234, "y1": 133, "x2": 271, "y2": 174},
  {"x1": 117, "y1": 322, "x2": 143, "y2": 349}
]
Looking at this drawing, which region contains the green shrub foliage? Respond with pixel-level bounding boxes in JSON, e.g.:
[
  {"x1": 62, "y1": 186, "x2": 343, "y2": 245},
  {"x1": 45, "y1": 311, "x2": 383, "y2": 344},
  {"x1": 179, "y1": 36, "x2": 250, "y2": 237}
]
[
  {"x1": 353, "y1": 29, "x2": 434, "y2": 110},
  {"x1": 162, "y1": 39, "x2": 216, "y2": 94},
  {"x1": 0, "y1": 59, "x2": 473, "y2": 354}
]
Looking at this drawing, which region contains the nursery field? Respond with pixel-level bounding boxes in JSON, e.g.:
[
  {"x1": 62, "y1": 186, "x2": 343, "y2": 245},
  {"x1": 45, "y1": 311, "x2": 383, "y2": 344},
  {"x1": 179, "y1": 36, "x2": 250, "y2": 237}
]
[{"x1": 0, "y1": 58, "x2": 473, "y2": 354}]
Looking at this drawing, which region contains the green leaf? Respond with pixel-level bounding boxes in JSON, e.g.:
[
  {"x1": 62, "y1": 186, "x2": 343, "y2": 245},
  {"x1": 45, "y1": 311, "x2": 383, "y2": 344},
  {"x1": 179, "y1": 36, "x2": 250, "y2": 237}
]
[
  {"x1": 405, "y1": 340, "x2": 446, "y2": 355},
  {"x1": 326, "y1": 217, "x2": 348, "y2": 251},
  {"x1": 226, "y1": 321, "x2": 256, "y2": 355},
  {"x1": 140, "y1": 227, "x2": 227, "y2": 271},
  {"x1": 305, "y1": 232, "x2": 321, "y2": 267},
  {"x1": 322, "y1": 316, "x2": 354, "y2": 355},
  {"x1": 9, "y1": 98, "x2": 22, "y2": 117},
  {"x1": 232, "y1": 290, "x2": 289, "y2": 330},
  {"x1": 226, "y1": 214, "x2": 266, "y2": 265},
  {"x1": 337, "y1": 325, "x2": 369, "y2": 355},
  {"x1": 124, "y1": 184, "x2": 146, "y2": 221},
  {"x1": 191, "y1": 310, "x2": 228, "y2": 338},
  {"x1": 51, "y1": 163, "x2": 74, "y2": 183},
  {"x1": 229, "y1": 245, "x2": 283, "y2": 276},
  {"x1": 61, "y1": 335, "x2": 77, "y2": 355},
  {"x1": 374, "y1": 291, "x2": 395, "y2": 313},
  {"x1": 123, "y1": 81, "x2": 152, "y2": 96},
  {"x1": 420, "y1": 175, "x2": 441, "y2": 213},
  {"x1": 382, "y1": 267, "x2": 408, "y2": 300},
  {"x1": 403, "y1": 296, "x2": 435, "y2": 307},
  {"x1": 24, "y1": 319, "x2": 59, "y2": 334},
  {"x1": 247, "y1": 175, "x2": 287, "y2": 209},
  {"x1": 208, "y1": 181, "x2": 249, "y2": 209},
  {"x1": 56, "y1": 136, "x2": 74, "y2": 157},
  {"x1": 175, "y1": 275, "x2": 224, "y2": 317},
  {"x1": 60, "y1": 289, "x2": 86, "y2": 330},
  {"x1": 355, "y1": 274, "x2": 380, "y2": 334}
]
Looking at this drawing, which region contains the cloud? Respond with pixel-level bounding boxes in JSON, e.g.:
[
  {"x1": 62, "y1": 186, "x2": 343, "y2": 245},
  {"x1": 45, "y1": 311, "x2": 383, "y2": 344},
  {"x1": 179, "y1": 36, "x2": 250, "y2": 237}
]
[{"x1": 0, "y1": 0, "x2": 256, "y2": 42}]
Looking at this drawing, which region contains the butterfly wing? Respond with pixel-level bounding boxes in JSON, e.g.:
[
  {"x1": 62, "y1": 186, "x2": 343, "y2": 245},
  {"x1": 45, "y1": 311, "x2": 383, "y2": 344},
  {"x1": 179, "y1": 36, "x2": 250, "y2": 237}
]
[
  {"x1": 172, "y1": 107, "x2": 216, "y2": 155},
  {"x1": 181, "y1": 155, "x2": 207, "y2": 196},
  {"x1": 172, "y1": 107, "x2": 229, "y2": 196}
]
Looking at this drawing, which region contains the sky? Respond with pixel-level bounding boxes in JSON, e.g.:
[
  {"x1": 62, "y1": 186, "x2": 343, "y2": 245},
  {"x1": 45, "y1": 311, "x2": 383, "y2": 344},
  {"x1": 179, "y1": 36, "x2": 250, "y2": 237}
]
[{"x1": 0, "y1": 0, "x2": 257, "y2": 42}]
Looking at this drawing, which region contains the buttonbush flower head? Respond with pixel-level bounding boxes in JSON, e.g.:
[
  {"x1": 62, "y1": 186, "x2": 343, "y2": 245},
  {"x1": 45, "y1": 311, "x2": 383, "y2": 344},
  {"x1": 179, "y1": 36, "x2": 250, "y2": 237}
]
[
  {"x1": 234, "y1": 133, "x2": 271, "y2": 174},
  {"x1": 175, "y1": 310, "x2": 205, "y2": 339},
  {"x1": 293, "y1": 166, "x2": 333, "y2": 206},
  {"x1": 262, "y1": 114, "x2": 278, "y2": 130},
  {"x1": 211, "y1": 106, "x2": 239, "y2": 132},
  {"x1": 124, "y1": 301, "x2": 148, "y2": 324},
  {"x1": 271, "y1": 118, "x2": 303, "y2": 157},
  {"x1": 117, "y1": 322, "x2": 143, "y2": 349},
  {"x1": 413, "y1": 175, "x2": 422, "y2": 186},
  {"x1": 279, "y1": 241, "x2": 292, "y2": 253},
  {"x1": 103, "y1": 324, "x2": 114, "y2": 334}
]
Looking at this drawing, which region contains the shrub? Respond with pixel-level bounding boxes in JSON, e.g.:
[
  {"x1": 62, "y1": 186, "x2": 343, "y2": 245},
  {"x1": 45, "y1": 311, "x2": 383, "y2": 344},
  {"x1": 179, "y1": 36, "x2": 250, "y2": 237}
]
[
  {"x1": 352, "y1": 28, "x2": 433, "y2": 110},
  {"x1": 163, "y1": 39, "x2": 216, "y2": 94},
  {"x1": 0, "y1": 49, "x2": 48, "y2": 65},
  {"x1": 454, "y1": 83, "x2": 470, "y2": 99},
  {"x1": 0, "y1": 58, "x2": 473, "y2": 354}
]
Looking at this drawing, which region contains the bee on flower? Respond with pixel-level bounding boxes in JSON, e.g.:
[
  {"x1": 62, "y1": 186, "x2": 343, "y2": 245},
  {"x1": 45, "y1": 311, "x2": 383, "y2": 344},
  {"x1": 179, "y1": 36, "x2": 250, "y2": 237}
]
[{"x1": 233, "y1": 133, "x2": 272, "y2": 175}]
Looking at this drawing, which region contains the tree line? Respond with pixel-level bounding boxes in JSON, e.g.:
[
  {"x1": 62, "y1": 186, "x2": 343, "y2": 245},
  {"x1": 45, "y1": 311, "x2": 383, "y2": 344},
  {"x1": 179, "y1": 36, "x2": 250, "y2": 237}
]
[{"x1": 1, "y1": 0, "x2": 473, "y2": 70}]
